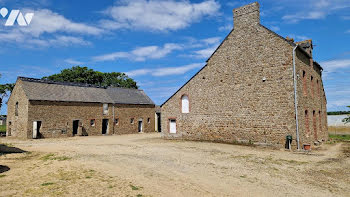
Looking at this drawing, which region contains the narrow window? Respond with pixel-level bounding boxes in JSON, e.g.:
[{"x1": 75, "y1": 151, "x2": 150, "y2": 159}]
[
  {"x1": 15, "y1": 102, "x2": 19, "y2": 116},
  {"x1": 181, "y1": 95, "x2": 189, "y2": 113},
  {"x1": 90, "y1": 119, "x2": 95, "y2": 127},
  {"x1": 302, "y1": 71, "x2": 307, "y2": 96},
  {"x1": 316, "y1": 80, "x2": 320, "y2": 97},
  {"x1": 313, "y1": 110, "x2": 317, "y2": 140},
  {"x1": 103, "y1": 104, "x2": 108, "y2": 115},
  {"x1": 311, "y1": 76, "x2": 314, "y2": 98},
  {"x1": 169, "y1": 119, "x2": 176, "y2": 134},
  {"x1": 130, "y1": 118, "x2": 134, "y2": 124},
  {"x1": 115, "y1": 118, "x2": 119, "y2": 125},
  {"x1": 305, "y1": 110, "x2": 309, "y2": 135},
  {"x1": 319, "y1": 111, "x2": 322, "y2": 134},
  {"x1": 147, "y1": 118, "x2": 151, "y2": 123}
]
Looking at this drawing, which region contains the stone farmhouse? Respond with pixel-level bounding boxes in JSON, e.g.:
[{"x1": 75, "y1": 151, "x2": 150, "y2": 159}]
[
  {"x1": 161, "y1": 2, "x2": 328, "y2": 149},
  {"x1": 7, "y1": 77, "x2": 155, "y2": 139}
]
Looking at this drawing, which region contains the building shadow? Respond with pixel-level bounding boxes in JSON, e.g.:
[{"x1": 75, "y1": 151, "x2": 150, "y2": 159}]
[
  {"x1": 0, "y1": 165, "x2": 10, "y2": 173},
  {"x1": 0, "y1": 144, "x2": 26, "y2": 156}
]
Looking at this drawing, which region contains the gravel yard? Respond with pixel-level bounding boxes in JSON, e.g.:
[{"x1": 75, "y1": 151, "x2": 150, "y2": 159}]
[{"x1": 1, "y1": 133, "x2": 349, "y2": 197}]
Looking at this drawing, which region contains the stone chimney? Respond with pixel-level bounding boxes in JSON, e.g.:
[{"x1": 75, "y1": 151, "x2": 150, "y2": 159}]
[
  {"x1": 296, "y1": 40, "x2": 313, "y2": 57},
  {"x1": 233, "y1": 2, "x2": 260, "y2": 28}
]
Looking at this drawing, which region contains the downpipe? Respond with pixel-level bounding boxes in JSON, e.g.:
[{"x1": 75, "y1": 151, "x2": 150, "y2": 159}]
[{"x1": 293, "y1": 45, "x2": 300, "y2": 150}]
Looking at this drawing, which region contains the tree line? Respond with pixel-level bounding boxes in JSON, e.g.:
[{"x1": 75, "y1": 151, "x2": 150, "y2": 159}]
[{"x1": 0, "y1": 66, "x2": 138, "y2": 113}]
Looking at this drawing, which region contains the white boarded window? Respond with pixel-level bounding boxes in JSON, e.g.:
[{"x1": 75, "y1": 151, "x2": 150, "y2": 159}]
[
  {"x1": 181, "y1": 95, "x2": 189, "y2": 113},
  {"x1": 103, "y1": 104, "x2": 108, "y2": 115},
  {"x1": 169, "y1": 119, "x2": 176, "y2": 134}
]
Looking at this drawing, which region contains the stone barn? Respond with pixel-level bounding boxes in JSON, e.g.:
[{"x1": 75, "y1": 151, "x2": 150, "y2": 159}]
[
  {"x1": 7, "y1": 77, "x2": 155, "y2": 139},
  {"x1": 161, "y1": 2, "x2": 328, "y2": 149}
]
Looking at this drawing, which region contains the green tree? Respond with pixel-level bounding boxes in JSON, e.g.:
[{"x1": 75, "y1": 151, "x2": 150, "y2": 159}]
[
  {"x1": 0, "y1": 74, "x2": 15, "y2": 113},
  {"x1": 342, "y1": 106, "x2": 350, "y2": 124},
  {"x1": 42, "y1": 66, "x2": 138, "y2": 89}
]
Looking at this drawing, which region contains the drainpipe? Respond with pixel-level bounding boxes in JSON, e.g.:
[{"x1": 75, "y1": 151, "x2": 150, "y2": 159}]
[{"x1": 293, "y1": 45, "x2": 300, "y2": 150}]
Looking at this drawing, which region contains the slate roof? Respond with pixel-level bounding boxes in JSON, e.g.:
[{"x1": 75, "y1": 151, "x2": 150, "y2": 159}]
[{"x1": 18, "y1": 77, "x2": 154, "y2": 105}]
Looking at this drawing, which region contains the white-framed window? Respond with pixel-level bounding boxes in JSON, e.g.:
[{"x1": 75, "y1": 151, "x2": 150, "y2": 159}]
[
  {"x1": 181, "y1": 95, "x2": 189, "y2": 113},
  {"x1": 169, "y1": 119, "x2": 176, "y2": 134},
  {"x1": 103, "y1": 104, "x2": 108, "y2": 115}
]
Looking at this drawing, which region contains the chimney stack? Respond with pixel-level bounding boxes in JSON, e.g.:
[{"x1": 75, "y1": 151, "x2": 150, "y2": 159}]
[
  {"x1": 233, "y1": 2, "x2": 260, "y2": 28},
  {"x1": 296, "y1": 40, "x2": 313, "y2": 57}
]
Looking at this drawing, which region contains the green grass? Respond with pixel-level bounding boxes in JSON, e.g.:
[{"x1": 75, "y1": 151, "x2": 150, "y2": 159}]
[
  {"x1": 41, "y1": 182, "x2": 54, "y2": 186},
  {"x1": 129, "y1": 184, "x2": 142, "y2": 191},
  {"x1": 0, "y1": 174, "x2": 6, "y2": 178},
  {"x1": 0, "y1": 125, "x2": 6, "y2": 133},
  {"x1": 329, "y1": 134, "x2": 350, "y2": 141},
  {"x1": 41, "y1": 153, "x2": 71, "y2": 161}
]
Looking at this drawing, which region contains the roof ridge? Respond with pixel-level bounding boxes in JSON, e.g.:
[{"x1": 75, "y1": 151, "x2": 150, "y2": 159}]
[
  {"x1": 18, "y1": 77, "x2": 106, "y2": 89},
  {"x1": 18, "y1": 76, "x2": 143, "y2": 90}
]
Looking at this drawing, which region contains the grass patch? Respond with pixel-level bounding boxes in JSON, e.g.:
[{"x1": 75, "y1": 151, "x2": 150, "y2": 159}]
[
  {"x1": 329, "y1": 134, "x2": 350, "y2": 142},
  {"x1": 136, "y1": 194, "x2": 143, "y2": 197},
  {"x1": 41, "y1": 182, "x2": 54, "y2": 186},
  {"x1": 0, "y1": 125, "x2": 6, "y2": 133},
  {"x1": 2, "y1": 143, "x2": 14, "y2": 147},
  {"x1": 41, "y1": 153, "x2": 71, "y2": 161},
  {"x1": 130, "y1": 184, "x2": 142, "y2": 191},
  {"x1": 0, "y1": 174, "x2": 6, "y2": 178},
  {"x1": 240, "y1": 175, "x2": 247, "y2": 178}
]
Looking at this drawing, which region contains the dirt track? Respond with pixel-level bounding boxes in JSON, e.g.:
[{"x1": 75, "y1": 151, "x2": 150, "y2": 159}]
[{"x1": 1, "y1": 133, "x2": 349, "y2": 197}]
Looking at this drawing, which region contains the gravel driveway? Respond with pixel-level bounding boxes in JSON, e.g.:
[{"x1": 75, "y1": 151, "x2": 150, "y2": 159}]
[{"x1": 1, "y1": 133, "x2": 349, "y2": 197}]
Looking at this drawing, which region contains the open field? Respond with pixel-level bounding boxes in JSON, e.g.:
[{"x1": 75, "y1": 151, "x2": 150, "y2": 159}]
[
  {"x1": 1, "y1": 133, "x2": 350, "y2": 197},
  {"x1": 328, "y1": 126, "x2": 350, "y2": 135}
]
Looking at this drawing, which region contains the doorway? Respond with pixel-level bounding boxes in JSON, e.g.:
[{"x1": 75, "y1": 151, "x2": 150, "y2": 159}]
[
  {"x1": 138, "y1": 120, "x2": 143, "y2": 133},
  {"x1": 73, "y1": 120, "x2": 79, "y2": 136},
  {"x1": 169, "y1": 119, "x2": 176, "y2": 134},
  {"x1": 156, "y1": 113, "x2": 161, "y2": 132},
  {"x1": 33, "y1": 121, "x2": 42, "y2": 139},
  {"x1": 102, "y1": 119, "x2": 109, "y2": 134}
]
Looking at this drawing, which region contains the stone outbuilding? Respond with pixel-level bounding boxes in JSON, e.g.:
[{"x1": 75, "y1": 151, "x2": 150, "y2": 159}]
[
  {"x1": 161, "y1": 2, "x2": 328, "y2": 149},
  {"x1": 7, "y1": 77, "x2": 155, "y2": 139}
]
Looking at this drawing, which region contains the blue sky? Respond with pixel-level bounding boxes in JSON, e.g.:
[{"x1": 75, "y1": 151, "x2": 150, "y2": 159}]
[{"x1": 0, "y1": 0, "x2": 349, "y2": 114}]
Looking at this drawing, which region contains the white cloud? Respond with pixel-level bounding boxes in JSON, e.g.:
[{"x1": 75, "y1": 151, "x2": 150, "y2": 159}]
[
  {"x1": 102, "y1": 0, "x2": 220, "y2": 31},
  {"x1": 283, "y1": 11, "x2": 326, "y2": 23},
  {"x1": 321, "y1": 59, "x2": 350, "y2": 75},
  {"x1": 218, "y1": 24, "x2": 232, "y2": 31},
  {"x1": 193, "y1": 45, "x2": 218, "y2": 58},
  {"x1": 270, "y1": 26, "x2": 280, "y2": 32},
  {"x1": 65, "y1": 58, "x2": 84, "y2": 65},
  {"x1": 187, "y1": 36, "x2": 221, "y2": 59},
  {"x1": 21, "y1": 9, "x2": 103, "y2": 37},
  {"x1": 0, "y1": 9, "x2": 102, "y2": 47},
  {"x1": 282, "y1": 0, "x2": 350, "y2": 23},
  {"x1": 126, "y1": 63, "x2": 203, "y2": 77},
  {"x1": 346, "y1": 29, "x2": 350, "y2": 33},
  {"x1": 92, "y1": 43, "x2": 182, "y2": 62}
]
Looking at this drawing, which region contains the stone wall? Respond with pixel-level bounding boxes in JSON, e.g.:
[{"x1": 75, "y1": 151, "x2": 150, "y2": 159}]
[
  {"x1": 6, "y1": 79, "x2": 29, "y2": 138},
  {"x1": 161, "y1": 2, "x2": 327, "y2": 148},
  {"x1": 295, "y1": 50, "x2": 328, "y2": 146},
  {"x1": 26, "y1": 101, "x2": 155, "y2": 139}
]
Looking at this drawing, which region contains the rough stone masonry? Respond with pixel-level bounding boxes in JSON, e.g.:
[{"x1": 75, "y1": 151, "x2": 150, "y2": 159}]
[{"x1": 161, "y1": 2, "x2": 328, "y2": 149}]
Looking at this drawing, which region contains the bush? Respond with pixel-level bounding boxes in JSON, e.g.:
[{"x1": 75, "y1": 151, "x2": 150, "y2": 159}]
[{"x1": 0, "y1": 125, "x2": 6, "y2": 134}]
